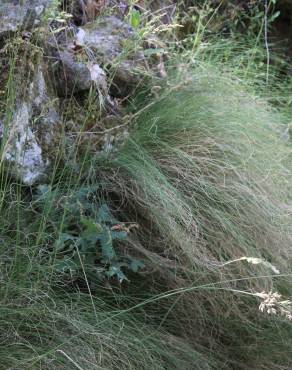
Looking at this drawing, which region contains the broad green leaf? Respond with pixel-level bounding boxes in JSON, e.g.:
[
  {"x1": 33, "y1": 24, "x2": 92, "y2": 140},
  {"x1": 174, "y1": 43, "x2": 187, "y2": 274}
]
[
  {"x1": 129, "y1": 258, "x2": 145, "y2": 273},
  {"x1": 106, "y1": 264, "x2": 128, "y2": 283},
  {"x1": 81, "y1": 217, "x2": 103, "y2": 243},
  {"x1": 270, "y1": 11, "x2": 280, "y2": 22},
  {"x1": 130, "y1": 8, "x2": 141, "y2": 28},
  {"x1": 100, "y1": 228, "x2": 116, "y2": 261}
]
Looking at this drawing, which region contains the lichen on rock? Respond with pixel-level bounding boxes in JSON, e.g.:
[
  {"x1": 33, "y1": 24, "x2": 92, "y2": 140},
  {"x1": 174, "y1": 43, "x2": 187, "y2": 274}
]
[
  {"x1": 0, "y1": 0, "x2": 54, "y2": 38},
  {"x1": 1, "y1": 65, "x2": 61, "y2": 185},
  {"x1": 46, "y1": 15, "x2": 152, "y2": 98},
  {"x1": 3, "y1": 102, "x2": 47, "y2": 185}
]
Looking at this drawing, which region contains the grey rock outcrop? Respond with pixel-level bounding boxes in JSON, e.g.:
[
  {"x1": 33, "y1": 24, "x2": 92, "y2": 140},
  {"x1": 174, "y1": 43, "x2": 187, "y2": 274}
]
[
  {"x1": 1, "y1": 65, "x2": 60, "y2": 185},
  {"x1": 47, "y1": 44, "x2": 108, "y2": 97},
  {"x1": 0, "y1": 0, "x2": 53, "y2": 38},
  {"x1": 0, "y1": 3, "x2": 165, "y2": 185},
  {"x1": 46, "y1": 16, "x2": 149, "y2": 98}
]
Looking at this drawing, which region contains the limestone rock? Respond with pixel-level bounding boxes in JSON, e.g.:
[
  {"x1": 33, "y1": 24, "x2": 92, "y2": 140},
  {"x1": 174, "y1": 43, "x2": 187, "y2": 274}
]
[
  {"x1": 48, "y1": 46, "x2": 108, "y2": 97},
  {"x1": 1, "y1": 65, "x2": 60, "y2": 185},
  {"x1": 75, "y1": 16, "x2": 147, "y2": 97},
  {"x1": 0, "y1": 0, "x2": 53, "y2": 38},
  {"x1": 3, "y1": 102, "x2": 46, "y2": 185},
  {"x1": 46, "y1": 16, "x2": 149, "y2": 98}
]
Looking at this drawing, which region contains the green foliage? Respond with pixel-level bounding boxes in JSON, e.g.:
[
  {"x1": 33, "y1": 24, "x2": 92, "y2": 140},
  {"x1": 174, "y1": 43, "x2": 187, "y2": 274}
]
[
  {"x1": 42, "y1": 0, "x2": 71, "y2": 22},
  {"x1": 35, "y1": 185, "x2": 144, "y2": 282},
  {"x1": 129, "y1": 7, "x2": 141, "y2": 29},
  {"x1": 96, "y1": 65, "x2": 292, "y2": 369},
  {"x1": 2, "y1": 2, "x2": 292, "y2": 370}
]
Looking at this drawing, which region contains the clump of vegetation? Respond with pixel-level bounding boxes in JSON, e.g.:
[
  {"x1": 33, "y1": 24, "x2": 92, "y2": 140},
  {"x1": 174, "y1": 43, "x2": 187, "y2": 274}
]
[
  {"x1": 1, "y1": 1, "x2": 292, "y2": 370},
  {"x1": 35, "y1": 184, "x2": 144, "y2": 282},
  {"x1": 96, "y1": 64, "x2": 292, "y2": 368}
]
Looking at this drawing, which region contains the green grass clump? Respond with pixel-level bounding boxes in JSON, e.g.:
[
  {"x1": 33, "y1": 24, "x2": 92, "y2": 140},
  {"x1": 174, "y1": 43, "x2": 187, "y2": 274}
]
[
  {"x1": 3, "y1": 64, "x2": 292, "y2": 369},
  {"x1": 0, "y1": 287, "x2": 210, "y2": 369},
  {"x1": 1, "y1": 14, "x2": 292, "y2": 368},
  {"x1": 1, "y1": 62, "x2": 292, "y2": 369},
  {"x1": 95, "y1": 64, "x2": 292, "y2": 369}
]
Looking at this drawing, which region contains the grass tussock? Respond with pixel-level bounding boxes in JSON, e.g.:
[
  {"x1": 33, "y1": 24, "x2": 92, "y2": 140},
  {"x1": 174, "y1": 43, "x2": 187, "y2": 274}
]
[
  {"x1": 102, "y1": 66, "x2": 292, "y2": 272},
  {"x1": 0, "y1": 287, "x2": 209, "y2": 369},
  {"x1": 96, "y1": 65, "x2": 292, "y2": 369},
  {"x1": 1, "y1": 45, "x2": 292, "y2": 370}
]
